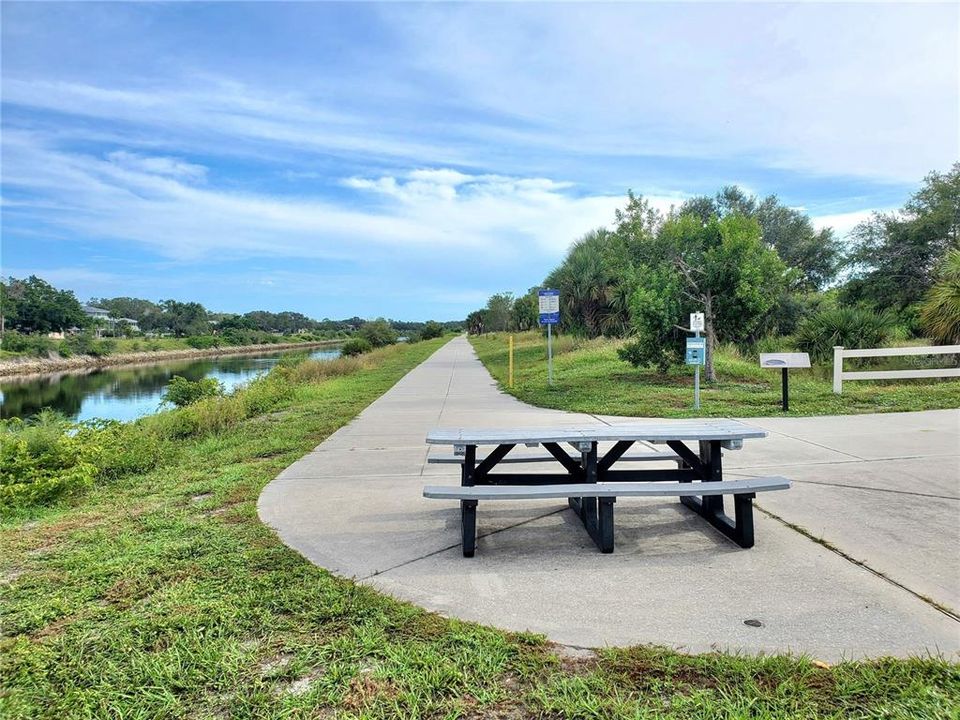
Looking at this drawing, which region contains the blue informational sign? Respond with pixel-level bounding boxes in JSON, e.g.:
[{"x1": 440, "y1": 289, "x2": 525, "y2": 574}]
[
  {"x1": 538, "y1": 289, "x2": 560, "y2": 325},
  {"x1": 685, "y1": 337, "x2": 706, "y2": 366}
]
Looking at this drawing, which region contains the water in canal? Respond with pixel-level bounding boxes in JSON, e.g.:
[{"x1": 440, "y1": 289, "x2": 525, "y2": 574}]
[{"x1": 0, "y1": 346, "x2": 341, "y2": 423}]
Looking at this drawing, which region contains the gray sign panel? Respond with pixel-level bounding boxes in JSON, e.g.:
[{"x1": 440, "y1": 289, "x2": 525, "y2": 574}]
[{"x1": 760, "y1": 353, "x2": 811, "y2": 368}]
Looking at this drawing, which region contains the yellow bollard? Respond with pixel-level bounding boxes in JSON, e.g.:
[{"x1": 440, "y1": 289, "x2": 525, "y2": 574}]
[{"x1": 508, "y1": 335, "x2": 514, "y2": 388}]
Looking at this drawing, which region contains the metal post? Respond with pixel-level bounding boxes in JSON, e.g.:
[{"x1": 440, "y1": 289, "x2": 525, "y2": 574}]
[
  {"x1": 547, "y1": 324, "x2": 553, "y2": 386},
  {"x1": 693, "y1": 330, "x2": 700, "y2": 410},
  {"x1": 781, "y1": 367, "x2": 789, "y2": 412},
  {"x1": 508, "y1": 335, "x2": 514, "y2": 388}
]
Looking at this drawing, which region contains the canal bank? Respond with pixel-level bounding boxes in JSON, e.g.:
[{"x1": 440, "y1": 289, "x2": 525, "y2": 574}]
[
  {"x1": 0, "y1": 339, "x2": 341, "y2": 378},
  {"x1": 0, "y1": 343, "x2": 343, "y2": 422}
]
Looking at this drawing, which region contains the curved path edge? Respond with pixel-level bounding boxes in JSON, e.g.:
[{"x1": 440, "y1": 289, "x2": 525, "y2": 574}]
[{"x1": 259, "y1": 336, "x2": 960, "y2": 660}]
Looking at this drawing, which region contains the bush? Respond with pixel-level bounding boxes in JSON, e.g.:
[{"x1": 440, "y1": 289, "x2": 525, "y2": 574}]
[
  {"x1": 920, "y1": 249, "x2": 960, "y2": 344},
  {"x1": 60, "y1": 333, "x2": 116, "y2": 358},
  {"x1": 420, "y1": 321, "x2": 444, "y2": 340},
  {"x1": 796, "y1": 307, "x2": 894, "y2": 363},
  {"x1": 751, "y1": 334, "x2": 798, "y2": 358},
  {"x1": 0, "y1": 412, "x2": 99, "y2": 508},
  {"x1": 75, "y1": 419, "x2": 164, "y2": 480},
  {"x1": 288, "y1": 356, "x2": 363, "y2": 382},
  {"x1": 341, "y1": 338, "x2": 373, "y2": 356},
  {"x1": 239, "y1": 373, "x2": 295, "y2": 416},
  {"x1": 186, "y1": 335, "x2": 221, "y2": 349},
  {"x1": 162, "y1": 376, "x2": 224, "y2": 407},
  {"x1": 1, "y1": 331, "x2": 57, "y2": 357},
  {"x1": 357, "y1": 319, "x2": 398, "y2": 348}
]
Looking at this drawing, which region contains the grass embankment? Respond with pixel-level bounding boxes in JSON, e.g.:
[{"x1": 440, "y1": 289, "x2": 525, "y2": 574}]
[
  {"x1": 471, "y1": 332, "x2": 960, "y2": 418},
  {"x1": 2, "y1": 338, "x2": 957, "y2": 718}
]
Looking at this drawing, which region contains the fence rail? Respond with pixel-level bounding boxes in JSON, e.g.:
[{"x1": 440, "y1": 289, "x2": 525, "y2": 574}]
[{"x1": 832, "y1": 345, "x2": 960, "y2": 394}]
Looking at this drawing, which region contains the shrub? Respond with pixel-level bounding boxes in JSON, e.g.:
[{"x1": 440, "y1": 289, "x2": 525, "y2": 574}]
[
  {"x1": 186, "y1": 335, "x2": 220, "y2": 349},
  {"x1": 920, "y1": 249, "x2": 960, "y2": 344},
  {"x1": 0, "y1": 412, "x2": 99, "y2": 508},
  {"x1": 61, "y1": 333, "x2": 116, "y2": 358},
  {"x1": 420, "y1": 321, "x2": 444, "y2": 340},
  {"x1": 240, "y1": 373, "x2": 294, "y2": 416},
  {"x1": 289, "y1": 356, "x2": 363, "y2": 383},
  {"x1": 796, "y1": 307, "x2": 894, "y2": 363},
  {"x1": 75, "y1": 419, "x2": 164, "y2": 480},
  {"x1": 341, "y1": 338, "x2": 373, "y2": 356},
  {"x1": 162, "y1": 376, "x2": 224, "y2": 407},
  {"x1": 1, "y1": 331, "x2": 57, "y2": 357},
  {"x1": 750, "y1": 334, "x2": 798, "y2": 358},
  {"x1": 357, "y1": 319, "x2": 398, "y2": 348}
]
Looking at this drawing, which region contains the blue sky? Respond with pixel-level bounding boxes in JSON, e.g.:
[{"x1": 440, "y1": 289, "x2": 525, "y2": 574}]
[{"x1": 2, "y1": 2, "x2": 957, "y2": 320}]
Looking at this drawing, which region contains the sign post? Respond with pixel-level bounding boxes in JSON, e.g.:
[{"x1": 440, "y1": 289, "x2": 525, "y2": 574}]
[
  {"x1": 538, "y1": 289, "x2": 560, "y2": 386},
  {"x1": 686, "y1": 312, "x2": 706, "y2": 410},
  {"x1": 759, "y1": 353, "x2": 811, "y2": 411}
]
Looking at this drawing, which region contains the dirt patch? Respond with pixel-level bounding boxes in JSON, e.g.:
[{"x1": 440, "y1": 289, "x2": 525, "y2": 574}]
[{"x1": 551, "y1": 643, "x2": 598, "y2": 673}]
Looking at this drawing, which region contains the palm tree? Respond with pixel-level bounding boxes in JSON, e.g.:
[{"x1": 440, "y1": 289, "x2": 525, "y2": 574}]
[{"x1": 920, "y1": 248, "x2": 960, "y2": 344}]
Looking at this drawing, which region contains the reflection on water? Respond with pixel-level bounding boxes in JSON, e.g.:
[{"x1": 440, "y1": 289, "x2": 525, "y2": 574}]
[{"x1": 0, "y1": 347, "x2": 340, "y2": 423}]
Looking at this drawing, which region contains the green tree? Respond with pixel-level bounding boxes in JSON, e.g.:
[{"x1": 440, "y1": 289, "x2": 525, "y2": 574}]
[
  {"x1": 357, "y1": 318, "x2": 398, "y2": 347},
  {"x1": 465, "y1": 310, "x2": 485, "y2": 335},
  {"x1": 483, "y1": 293, "x2": 514, "y2": 333},
  {"x1": 919, "y1": 248, "x2": 960, "y2": 344},
  {"x1": 544, "y1": 228, "x2": 633, "y2": 337},
  {"x1": 89, "y1": 296, "x2": 160, "y2": 324},
  {"x1": 510, "y1": 289, "x2": 539, "y2": 332},
  {"x1": 656, "y1": 213, "x2": 786, "y2": 380},
  {"x1": 158, "y1": 300, "x2": 209, "y2": 337},
  {"x1": 844, "y1": 163, "x2": 960, "y2": 310},
  {"x1": 1, "y1": 276, "x2": 86, "y2": 334},
  {"x1": 682, "y1": 186, "x2": 840, "y2": 290},
  {"x1": 618, "y1": 264, "x2": 685, "y2": 372},
  {"x1": 420, "y1": 321, "x2": 445, "y2": 340}
]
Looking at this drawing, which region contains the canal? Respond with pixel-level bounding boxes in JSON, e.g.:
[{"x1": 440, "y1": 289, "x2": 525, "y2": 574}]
[{"x1": 0, "y1": 346, "x2": 341, "y2": 423}]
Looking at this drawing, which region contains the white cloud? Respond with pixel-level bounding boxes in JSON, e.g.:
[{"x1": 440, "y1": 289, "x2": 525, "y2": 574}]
[
  {"x1": 812, "y1": 209, "x2": 888, "y2": 240},
  {"x1": 2, "y1": 133, "x2": 635, "y2": 263},
  {"x1": 383, "y1": 3, "x2": 958, "y2": 183},
  {"x1": 106, "y1": 151, "x2": 207, "y2": 181}
]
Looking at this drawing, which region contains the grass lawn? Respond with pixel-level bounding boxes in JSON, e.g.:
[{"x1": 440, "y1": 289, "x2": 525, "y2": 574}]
[
  {"x1": 470, "y1": 332, "x2": 960, "y2": 418},
  {"x1": 2, "y1": 337, "x2": 957, "y2": 718}
]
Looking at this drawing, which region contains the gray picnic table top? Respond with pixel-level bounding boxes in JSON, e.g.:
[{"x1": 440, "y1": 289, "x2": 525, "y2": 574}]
[{"x1": 426, "y1": 419, "x2": 767, "y2": 446}]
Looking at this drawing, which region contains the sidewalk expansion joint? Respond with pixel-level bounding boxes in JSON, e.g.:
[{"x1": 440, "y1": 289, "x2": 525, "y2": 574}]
[
  {"x1": 730, "y1": 472, "x2": 960, "y2": 501},
  {"x1": 359, "y1": 507, "x2": 568, "y2": 581},
  {"x1": 756, "y1": 505, "x2": 960, "y2": 623}
]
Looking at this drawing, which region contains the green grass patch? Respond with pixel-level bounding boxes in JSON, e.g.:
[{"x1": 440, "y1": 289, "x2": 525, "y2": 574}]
[
  {"x1": 2, "y1": 337, "x2": 957, "y2": 718},
  {"x1": 471, "y1": 332, "x2": 960, "y2": 418}
]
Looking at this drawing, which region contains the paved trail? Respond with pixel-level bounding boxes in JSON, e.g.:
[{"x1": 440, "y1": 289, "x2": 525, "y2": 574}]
[{"x1": 259, "y1": 336, "x2": 960, "y2": 658}]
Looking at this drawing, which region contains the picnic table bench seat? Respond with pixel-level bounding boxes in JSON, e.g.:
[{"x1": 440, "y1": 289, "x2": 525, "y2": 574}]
[
  {"x1": 424, "y1": 478, "x2": 791, "y2": 555},
  {"x1": 423, "y1": 420, "x2": 790, "y2": 557}
]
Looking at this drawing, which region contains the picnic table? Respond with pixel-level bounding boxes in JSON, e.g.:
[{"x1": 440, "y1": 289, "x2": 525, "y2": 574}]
[{"x1": 423, "y1": 420, "x2": 790, "y2": 556}]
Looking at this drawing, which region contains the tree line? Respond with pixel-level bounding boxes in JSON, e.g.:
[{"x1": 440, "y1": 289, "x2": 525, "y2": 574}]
[
  {"x1": 468, "y1": 164, "x2": 960, "y2": 379},
  {"x1": 0, "y1": 279, "x2": 462, "y2": 344}
]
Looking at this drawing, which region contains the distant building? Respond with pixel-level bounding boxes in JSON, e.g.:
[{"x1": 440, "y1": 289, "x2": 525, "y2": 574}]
[
  {"x1": 81, "y1": 306, "x2": 140, "y2": 334},
  {"x1": 82, "y1": 305, "x2": 111, "y2": 320}
]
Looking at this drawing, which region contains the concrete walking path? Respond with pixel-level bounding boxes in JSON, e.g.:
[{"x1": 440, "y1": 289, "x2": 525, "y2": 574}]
[{"x1": 258, "y1": 336, "x2": 960, "y2": 659}]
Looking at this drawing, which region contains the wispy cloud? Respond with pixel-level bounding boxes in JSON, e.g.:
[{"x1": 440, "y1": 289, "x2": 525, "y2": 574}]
[
  {"x1": 2, "y1": 133, "x2": 630, "y2": 262},
  {"x1": 2, "y1": 2, "x2": 954, "y2": 318}
]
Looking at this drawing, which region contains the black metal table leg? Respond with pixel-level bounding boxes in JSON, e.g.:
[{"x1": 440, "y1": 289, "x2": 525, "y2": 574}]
[
  {"x1": 461, "y1": 500, "x2": 478, "y2": 557},
  {"x1": 597, "y1": 497, "x2": 615, "y2": 553},
  {"x1": 460, "y1": 445, "x2": 477, "y2": 556}
]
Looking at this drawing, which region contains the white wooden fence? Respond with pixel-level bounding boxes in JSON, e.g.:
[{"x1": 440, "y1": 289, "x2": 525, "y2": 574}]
[{"x1": 832, "y1": 344, "x2": 960, "y2": 394}]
